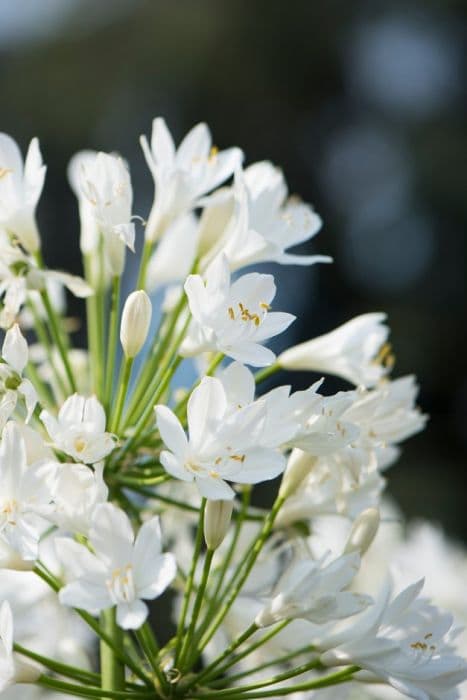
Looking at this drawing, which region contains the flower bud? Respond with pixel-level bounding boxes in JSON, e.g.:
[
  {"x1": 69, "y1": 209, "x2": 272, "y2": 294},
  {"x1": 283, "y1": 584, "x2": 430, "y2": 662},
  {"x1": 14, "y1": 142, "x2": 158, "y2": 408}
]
[
  {"x1": 278, "y1": 449, "x2": 316, "y2": 500},
  {"x1": 204, "y1": 499, "x2": 234, "y2": 550},
  {"x1": 344, "y1": 508, "x2": 380, "y2": 556},
  {"x1": 120, "y1": 290, "x2": 152, "y2": 358}
]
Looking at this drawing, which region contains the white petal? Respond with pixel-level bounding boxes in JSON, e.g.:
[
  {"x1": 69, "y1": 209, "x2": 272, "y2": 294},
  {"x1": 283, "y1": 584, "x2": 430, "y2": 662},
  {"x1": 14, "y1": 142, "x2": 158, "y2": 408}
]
[
  {"x1": 90, "y1": 503, "x2": 134, "y2": 566},
  {"x1": 2, "y1": 324, "x2": 28, "y2": 373},
  {"x1": 195, "y1": 475, "x2": 235, "y2": 500},
  {"x1": 116, "y1": 600, "x2": 148, "y2": 630},
  {"x1": 136, "y1": 553, "x2": 177, "y2": 600},
  {"x1": 187, "y1": 377, "x2": 227, "y2": 452},
  {"x1": 155, "y1": 405, "x2": 188, "y2": 457},
  {"x1": 159, "y1": 450, "x2": 192, "y2": 482}
]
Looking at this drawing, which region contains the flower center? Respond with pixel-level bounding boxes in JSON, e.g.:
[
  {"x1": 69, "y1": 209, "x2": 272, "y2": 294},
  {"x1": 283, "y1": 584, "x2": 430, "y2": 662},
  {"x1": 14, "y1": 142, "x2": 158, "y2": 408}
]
[
  {"x1": 106, "y1": 564, "x2": 136, "y2": 604},
  {"x1": 227, "y1": 301, "x2": 270, "y2": 327},
  {"x1": 74, "y1": 437, "x2": 87, "y2": 454},
  {"x1": 1, "y1": 499, "x2": 19, "y2": 527}
]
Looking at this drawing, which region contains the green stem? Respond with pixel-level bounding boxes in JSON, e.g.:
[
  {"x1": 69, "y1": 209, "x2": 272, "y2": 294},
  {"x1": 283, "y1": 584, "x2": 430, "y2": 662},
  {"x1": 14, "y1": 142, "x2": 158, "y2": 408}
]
[
  {"x1": 254, "y1": 362, "x2": 280, "y2": 385},
  {"x1": 115, "y1": 354, "x2": 182, "y2": 462},
  {"x1": 189, "y1": 623, "x2": 258, "y2": 690},
  {"x1": 40, "y1": 288, "x2": 77, "y2": 393},
  {"x1": 37, "y1": 675, "x2": 153, "y2": 699},
  {"x1": 212, "y1": 620, "x2": 290, "y2": 681},
  {"x1": 100, "y1": 608, "x2": 125, "y2": 693},
  {"x1": 179, "y1": 548, "x2": 215, "y2": 671},
  {"x1": 14, "y1": 643, "x2": 99, "y2": 685},
  {"x1": 123, "y1": 293, "x2": 187, "y2": 429},
  {"x1": 197, "y1": 496, "x2": 286, "y2": 655},
  {"x1": 135, "y1": 240, "x2": 154, "y2": 290},
  {"x1": 109, "y1": 356, "x2": 133, "y2": 434},
  {"x1": 33, "y1": 564, "x2": 151, "y2": 687},
  {"x1": 212, "y1": 486, "x2": 251, "y2": 602},
  {"x1": 84, "y1": 253, "x2": 100, "y2": 394},
  {"x1": 208, "y1": 644, "x2": 315, "y2": 688},
  {"x1": 198, "y1": 657, "x2": 322, "y2": 697},
  {"x1": 191, "y1": 666, "x2": 359, "y2": 698},
  {"x1": 104, "y1": 275, "x2": 121, "y2": 413},
  {"x1": 27, "y1": 298, "x2": 68, "y2": 398},
  {"x1": 135, "y1": 622, "x2": 168, "y2": 694},
  {"x1": 174, "y1": 499, "x2": 207, "y2": 667}
]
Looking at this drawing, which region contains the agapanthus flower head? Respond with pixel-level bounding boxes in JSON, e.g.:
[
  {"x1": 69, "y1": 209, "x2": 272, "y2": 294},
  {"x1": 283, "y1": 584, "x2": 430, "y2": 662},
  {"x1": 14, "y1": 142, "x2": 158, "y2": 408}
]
[{"x1": 0, "y1": 120, "x2": 463, "y2": 700}]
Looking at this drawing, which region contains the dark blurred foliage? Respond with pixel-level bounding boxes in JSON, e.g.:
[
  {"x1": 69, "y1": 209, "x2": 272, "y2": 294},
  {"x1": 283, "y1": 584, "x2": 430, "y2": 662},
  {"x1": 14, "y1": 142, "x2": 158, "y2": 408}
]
[{"x1": 1, "y1": 0, "x2": 466, "y2": 538}]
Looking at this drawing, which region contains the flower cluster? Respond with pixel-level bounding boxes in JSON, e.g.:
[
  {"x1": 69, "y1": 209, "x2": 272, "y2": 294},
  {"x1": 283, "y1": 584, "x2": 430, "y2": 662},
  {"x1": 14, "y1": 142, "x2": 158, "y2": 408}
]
[{"x1": 0, "y1": 122, "x2": 465, "y2": 700}]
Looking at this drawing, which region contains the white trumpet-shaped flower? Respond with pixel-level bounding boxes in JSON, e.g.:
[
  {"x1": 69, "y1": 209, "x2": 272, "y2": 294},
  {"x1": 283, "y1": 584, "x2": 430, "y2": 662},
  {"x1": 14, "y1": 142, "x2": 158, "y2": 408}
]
[
  {"x1": 255, "y1": 551, "x2": 372, "y2": 628},
  {"x1": 0, "y1": 324, "x2": 37, "y2": 427},
  {"x1": 73, "y1": 151, "x2": 135, "y2": 276},
  {"x1": 181, "y1": 254, "x2": 295, "y2": 366},
  {"x1": 57, "y1": 503, "x2": 176, "y2": 629},
  {"x1": 320, "y1": 579, "x2": 467, "y2": 700},
  {"x1": 0, "y1": 133, "x2": 46, "y2": 253},
  {"x1": 278, "y1": 312, "x2": 391, "y2": 387},
  {"x1": 201, "y1": 164, "x2": 331, "y2": 271},
  {"x1": 0, "y1": 422, "x2": 56, "y2": 561},
  {"x1": 140, "y1": 117, "x2": 242, "y2": 241},
  {"x1": 40, "y1": 394, "x2": 117, "y2": 464},
  {"x1": 0, "y1": 601, "x2": 40, "y2": 692},
  {"x1": 155, "y1": 376, "x2": 287, "y2": 499}
]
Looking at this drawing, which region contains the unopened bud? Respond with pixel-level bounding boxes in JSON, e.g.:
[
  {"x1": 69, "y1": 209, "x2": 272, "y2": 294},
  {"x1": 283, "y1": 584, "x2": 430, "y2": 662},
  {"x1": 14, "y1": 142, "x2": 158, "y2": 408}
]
[
  {"x1": 204, "y1": 499, "x2": 234, "y2": 550},
  {"x1": 344, "y1": 508, "x2": 380, "y2": 556},
  {"x1": 278, "y1": 449, "x2": 316, "y2": 499},
  {"x1": 120, "y1": 290, "x2": 152, "y2": 358}
]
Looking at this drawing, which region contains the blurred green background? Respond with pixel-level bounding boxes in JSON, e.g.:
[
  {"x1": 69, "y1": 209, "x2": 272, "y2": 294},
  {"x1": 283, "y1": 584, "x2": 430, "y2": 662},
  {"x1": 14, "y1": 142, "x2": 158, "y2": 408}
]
[{"x1": 1, "y1": 0, "x2": 466, "y2": 539}]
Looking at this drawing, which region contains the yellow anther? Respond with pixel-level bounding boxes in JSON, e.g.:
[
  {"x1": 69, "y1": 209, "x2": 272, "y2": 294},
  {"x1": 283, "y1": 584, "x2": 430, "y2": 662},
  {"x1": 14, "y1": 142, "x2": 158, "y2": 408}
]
[
  {"x1": 228, "y1": 307, "x2": 235, "y2": 320},
  {"x1": 209, "y1": 146, "x2": 219, "y2": 162},
  {"x1": 230, "y1": 454, "x2": 246, "y2": 463},
  {"x1": 0, "y1": 167, "x2": 12, "y2": 179}
]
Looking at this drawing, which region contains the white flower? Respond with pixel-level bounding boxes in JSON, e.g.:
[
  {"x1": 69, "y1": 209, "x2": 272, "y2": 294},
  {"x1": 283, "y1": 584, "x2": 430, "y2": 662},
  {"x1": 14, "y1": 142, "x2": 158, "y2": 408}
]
[
  {"x1": 256, "y1": 551, "x2": 372, "y2": 628},
  {"x1": 200, "y1": 164, "x2": 331, "y2": 271},
  {"x1": 0, "y1": 601, "x2": 40, "y2": 692},
  {"x1": 275, "y1": 459, "x2": 385, "y2": 526},
  {"x1": 342, "y1": 376, "x2": 427, "y2": 460},
  {"x1": 74, "y1": 151, "x2": 135, "y2": 276},
  {"x1": 320, "y1": 579, "x2": 467, "y2": 700},
  {"x1": 0, "y1": 324, "x2": 37, "y2": 426},
  {"x1": 40, "y1": 394, "x2": 117, "y2": 464},
  {"x1": 0, "y1": 133, "x2": 45, "y2": 254},
  {"x1": 155, "y1": 375, "x2": 287, "y2": 499},
  {"x1": 140, "y1": 118, "x2": 242, "y2": 241},
  {"x1": 181, "y1": 254, "x2": 295, "y2": 366},
  {"x1": 57, "y1": 503, "x2": 176, "y2": 629},
  {"x1": 286, "y1": 384, "x2": 360, "y2": 455},
  {"x1": 278, "y1": 313, "x2": 391, "y2": 387},
  {"x1": 51, "y1": 462, "x2": 108, "y2": 535},
  {"x1": 0, "y1": 422, "x2": 56, "y2": 561}
]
